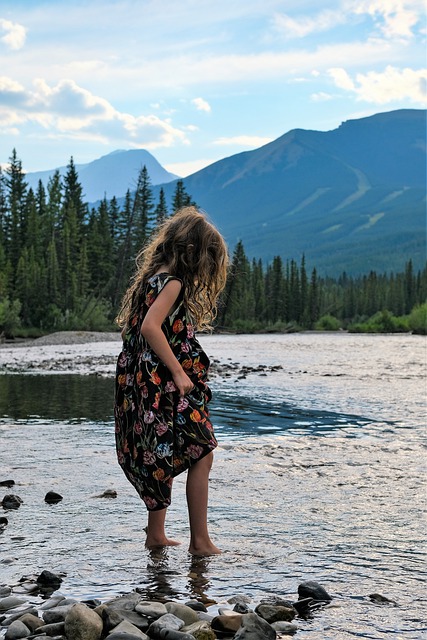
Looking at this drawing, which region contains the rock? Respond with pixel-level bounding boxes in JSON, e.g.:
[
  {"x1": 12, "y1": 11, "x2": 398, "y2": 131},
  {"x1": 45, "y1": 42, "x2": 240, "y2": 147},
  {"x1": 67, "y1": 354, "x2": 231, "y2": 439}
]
[
  {"x1": 42, "y1": 604, "x2": 74, "y2": 624},
  {"x1": 155, "y1": 631, "x2": 195, "y2": 640},
  {"x1": 234, "y1": 613, "x2": 276, "y2": 640},
  {"x1": 147, "y1": 613, "x2": 185, "y2": 638},
  {"x1": 2, "y1": 607, "x2": 39, "y2": 626},
  {"x1": 0, "y1": 516, "x2": 8, "y2": 529},
  {"x1": 182, "y1": 621, "x2": 216, "y2": 640},
  {"x1": 270, "y1": 621, "x2": 298, "y2": 635},
  {"x1": 258, "y1": 598, "x2": 294, "y2": 608},
  {"x1": 93, "y1": 489, "x2": 117, "y2": 498},
  {"x1": 36, "y1": 571, "x2": 63, "y2": 589},
  {"x1": 233, "y1": 603, "x2": 251, "y2": 614},
  {"x1": 1, "y1": 495, "x2": 23, "y2": 510},
  {"x1": 5, "y1": 620, "x2": 31, "y2": 640},
  {"x1": 0, "y1": 480, "x2": 15, "y2": 487},
  {"x1": 33, "y1": 621, "x2": 65, "y2": 635},
  {"x1": 64, "y1": 603, "x2": 103, "y2": 640},
  {"x1": 135, "y1": 602, "x2": 168, "y2": 619},
  {"x1": 297, "y1": 581, "x2": 332, "y2": 602},
  {"x1": 108, "y1": 634, "x2": 145, "y2": 640},
  {"x1": 0, "y1": 596, "x2": 27, "y2": 612},
  {"x1": 211, "y1": 614, "x2": 242, "y2": 635},
  {"x1": 39, "y1": 596, "x2": 65, "y2": 610},
  {"x1": 82, "y1": 598, "x2": 102, "y2": 608},
  {"x1": 113, "y1": 620, "x2": 148, "y2": 638},
  {"x1": 183, "y1": 601, "x2": 207, "y2": 613},
  {"x1": 0, "y1": 586, "x2": 12, "y2": 597},
  {"x1": 369, "y1": 593, "x2": 397, "y2": 605},
  {"x1": 106, "y1": 593, "x2": 142, "y2": 612},
  {"x1": 291, "y1": 598, "x2": 312, "y2": 618},
  {"x1": 254, "y1": 605, "x2": 296, "y2": 623},
  {"x1": 95, "y1": 604, "x2": 124, "y2": 632},
  {"x1": 227, "y1": 596, "x2": 252, "y2": 605},
  {"x1": 44, "y1": 491, "x2": 63, "y2": 504},
  {"x1": 17, "y1": 613, "x2": 44, "y2": 631},
  {"x1": 165, "y1": 603, "x2": 199, "y2": 626}
]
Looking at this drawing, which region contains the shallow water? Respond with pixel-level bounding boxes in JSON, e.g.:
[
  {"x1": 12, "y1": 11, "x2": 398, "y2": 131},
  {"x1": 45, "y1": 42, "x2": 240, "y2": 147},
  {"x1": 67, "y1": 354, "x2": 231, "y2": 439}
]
[{"x1": 0, "y1": 334, "x2": 426, "y2": 639}]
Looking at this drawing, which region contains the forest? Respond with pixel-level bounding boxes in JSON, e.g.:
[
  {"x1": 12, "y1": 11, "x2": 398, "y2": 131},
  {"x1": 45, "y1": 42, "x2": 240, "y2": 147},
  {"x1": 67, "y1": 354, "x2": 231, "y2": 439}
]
[{"x1": 0, "y1": 150, "x2": 426, "y2": 338}]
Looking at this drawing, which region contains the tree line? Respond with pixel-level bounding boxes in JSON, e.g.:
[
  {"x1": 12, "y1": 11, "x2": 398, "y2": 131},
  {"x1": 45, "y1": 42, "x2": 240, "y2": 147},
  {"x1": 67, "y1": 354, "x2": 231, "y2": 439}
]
[{"x1": 0, "y1": 149, "x2": 425, "y2": 337}]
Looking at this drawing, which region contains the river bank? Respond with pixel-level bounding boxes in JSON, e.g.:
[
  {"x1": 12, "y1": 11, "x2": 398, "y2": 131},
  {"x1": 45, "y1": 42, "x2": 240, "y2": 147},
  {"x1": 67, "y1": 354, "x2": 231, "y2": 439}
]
[{"x1": 0, "y1": 331, "x2": 425, "y2": 638}]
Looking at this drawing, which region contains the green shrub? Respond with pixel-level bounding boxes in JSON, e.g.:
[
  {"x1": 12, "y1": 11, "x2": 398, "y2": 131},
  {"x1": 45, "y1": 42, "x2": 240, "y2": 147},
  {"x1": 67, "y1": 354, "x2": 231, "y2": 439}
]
[
  {"x1": 315, "y1": 314, "x2": 342, "y2": 331},
  {"x1": 349, "y1": 309, "x2": 409, "y2": 333},
  {"x1": 408, "y1": 303, "x2": 427, "y2": 335},
  {"x1": 0, "y1": 297, "x2": 22, "y2": 337}
]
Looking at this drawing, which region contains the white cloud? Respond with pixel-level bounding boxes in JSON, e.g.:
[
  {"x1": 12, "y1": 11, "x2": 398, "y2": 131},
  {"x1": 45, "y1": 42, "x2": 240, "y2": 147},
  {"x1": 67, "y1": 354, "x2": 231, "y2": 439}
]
[
  {"x1": 0, "y1": 76, "x2": 188, "y2": 148},
  {"x1": 165, "y1": 158, "x2": 218, "y2": 176},
  {"x1": 350, "y1": 0, "x2": 421, "y2": 38},
  {"x1": 0, "y1": 18, "x2": 26, "y2": 50},
  {"x1": 310, "y1": 91, "x2": 335, "y2": 102},
  {"x1": 212, "y1": 135, "x2": 273, "y2": 147},
  {"x1": 273, "y1": 10, "x2": 347, "y2": 39},
  {"x1": 328, "y1": 65, "x2": 427, "y2": 104},
  {"x1": 192, "y1": 97, "x2": 211, "y2": 112}
]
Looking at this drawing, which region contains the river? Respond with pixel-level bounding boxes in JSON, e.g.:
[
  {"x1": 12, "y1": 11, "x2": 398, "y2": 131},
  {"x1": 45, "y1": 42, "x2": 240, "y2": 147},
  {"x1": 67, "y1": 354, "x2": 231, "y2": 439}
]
[{"x1": 0, "y1": 333, "x2": 425, "y2": 639}]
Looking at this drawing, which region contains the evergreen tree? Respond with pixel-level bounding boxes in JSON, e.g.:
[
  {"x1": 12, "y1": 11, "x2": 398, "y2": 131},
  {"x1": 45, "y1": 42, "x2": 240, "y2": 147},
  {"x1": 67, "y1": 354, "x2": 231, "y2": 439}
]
[
  {"x1": 155, "y1": 187, "x2": 168, "y2": 226},
  {"x1": 63, "y1": 157, "x2": 87, "y2": 228},
  {"x1": 5, "y1": 149, "x2": 27, "y2": 272},
  {"x1": 172, "y1": 180, "x2": 194, "y2": 213},
  {"x1": 133, "y1": 165, "x2": 154, "y2": 249}
]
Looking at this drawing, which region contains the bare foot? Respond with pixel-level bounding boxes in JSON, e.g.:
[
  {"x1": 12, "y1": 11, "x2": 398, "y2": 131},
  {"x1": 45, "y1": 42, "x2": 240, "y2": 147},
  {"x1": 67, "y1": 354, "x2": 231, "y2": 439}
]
[
  {"x1": 145, "y1": 535, "x2": 181, "y2": 549},
  {"x1": 188, "y1": 542, "x2": 222, "y2": 556}
]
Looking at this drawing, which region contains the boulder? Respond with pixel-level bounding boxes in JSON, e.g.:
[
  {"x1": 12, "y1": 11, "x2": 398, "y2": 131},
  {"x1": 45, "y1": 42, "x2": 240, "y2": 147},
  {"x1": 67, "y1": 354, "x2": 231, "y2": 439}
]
[
  {"x1": 147, "y1": 613, "x2": 185, "y2": 638},
  {"x1": 44, "y1": 491, "x2": 63, "y2": 504},
  {"x1": 234, "y1": 613, "x2": 276, "y2": 640},
  {"x1": 165, "y1": 603, "x2": 199, "y2": 626},
  {"x1": 36, "y1": 571, "x2": 63, "y2": 590},
  {"x1": 136, "y1": 602, "x2": 168, "y2": 619},
  {"x1": 0, "y1": 596, "x2": 27, "y2": 612},
  {"x1": 17, "y1": 614, "x2": 44, "y2": 632},
  {"x1": 297, "y1": 581, "x2": 332, "y2": 602},
  {"x1": 211, "y1": 614, "x2": 242, "y2": 635},
  {"x1": 64, "y1": 603, "x2": 103, "y2": 640},
  {"x1": 254, "y1": 605, "x2": 296, "y2": 623},
  {"x1": 5, "y1": 620, "x2": 31, "y2": 640},
  {"x1": 1, "y1": 495, "x2": 23, "y2": 509},
  {"x1": 112, "y1": 620, "x2": 148, "y2": 638},
  {"x1": 270, "y1": 621, "x2": 298, "y2": 635}
]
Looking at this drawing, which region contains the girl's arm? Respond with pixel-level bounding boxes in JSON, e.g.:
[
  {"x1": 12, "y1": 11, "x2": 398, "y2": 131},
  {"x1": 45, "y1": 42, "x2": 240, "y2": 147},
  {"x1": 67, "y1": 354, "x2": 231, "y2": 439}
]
[{"x1": 140, "y1": 280, "x2": 194, "y2": 397}]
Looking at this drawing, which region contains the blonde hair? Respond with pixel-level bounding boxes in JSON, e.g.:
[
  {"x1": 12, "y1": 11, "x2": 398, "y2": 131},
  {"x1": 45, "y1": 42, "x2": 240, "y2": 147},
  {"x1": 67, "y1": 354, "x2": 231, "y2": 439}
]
[{"x1": 117, "y1": 207, "x2": 229, "y2": 331}]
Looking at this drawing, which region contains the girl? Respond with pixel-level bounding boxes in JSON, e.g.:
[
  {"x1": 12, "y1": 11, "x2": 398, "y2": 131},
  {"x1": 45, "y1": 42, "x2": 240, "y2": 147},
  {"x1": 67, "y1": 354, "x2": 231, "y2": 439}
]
[{"x1": 114, "y1": 207, "x2": 228, "y2": 556}]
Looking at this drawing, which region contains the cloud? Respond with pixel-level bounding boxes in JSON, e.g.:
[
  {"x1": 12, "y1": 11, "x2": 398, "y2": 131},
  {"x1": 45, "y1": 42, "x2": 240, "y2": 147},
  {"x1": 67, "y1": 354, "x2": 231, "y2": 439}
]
[
  {"x1": 350, "y1": 0, "x2": 421, "y2": 38},
  {"x1": 328, "y1": 65, "x2": 427, "y2": 103},
  {"x1": 310, "y1": 91, "x2": 335, "y2": 102},
  {"x1": 192, "y1": 97, "x2": 211, "y2": 112},
  {"x1": 212, "y1": 135, "x2": 273, "y2": 147},
  {"x1": 273, "y1": 10, "x2": 347, "y2": 39},
  {"x1": 0, "y1": 76, "x2": 188, "y2": 148},
  {"x1": 0, "y1": 19, "x2": 26, "y2": 50}
]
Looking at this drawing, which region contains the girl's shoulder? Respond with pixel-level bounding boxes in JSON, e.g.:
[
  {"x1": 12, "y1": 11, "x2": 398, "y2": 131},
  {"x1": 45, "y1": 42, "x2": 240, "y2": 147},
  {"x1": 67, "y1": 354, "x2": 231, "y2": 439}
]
[{"x1": 147, "y1": 272, "x2": 183, "y2": 291}]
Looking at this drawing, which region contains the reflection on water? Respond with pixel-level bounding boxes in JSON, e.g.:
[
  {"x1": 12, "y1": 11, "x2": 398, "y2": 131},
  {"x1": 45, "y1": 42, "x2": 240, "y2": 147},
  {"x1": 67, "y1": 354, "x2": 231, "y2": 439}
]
[{"x1": 0, "y1": 373, "x2": 378, "y2": 439}]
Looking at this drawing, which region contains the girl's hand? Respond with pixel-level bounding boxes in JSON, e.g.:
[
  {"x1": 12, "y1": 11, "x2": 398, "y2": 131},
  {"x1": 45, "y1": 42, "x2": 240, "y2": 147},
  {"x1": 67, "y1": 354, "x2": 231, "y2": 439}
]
[{"x1": 173, "y1": 368, "x2": 195, "y2": 397}]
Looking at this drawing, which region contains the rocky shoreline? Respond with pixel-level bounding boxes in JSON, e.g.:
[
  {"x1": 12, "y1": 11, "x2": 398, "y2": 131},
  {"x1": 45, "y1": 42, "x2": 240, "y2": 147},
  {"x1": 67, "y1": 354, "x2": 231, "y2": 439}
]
[
  {"x1": 1, "y1": 569, "x2": 338, "y2": 640},
  {"x1": 0, "y1": 331, "x2": 283, "y2": 381}
]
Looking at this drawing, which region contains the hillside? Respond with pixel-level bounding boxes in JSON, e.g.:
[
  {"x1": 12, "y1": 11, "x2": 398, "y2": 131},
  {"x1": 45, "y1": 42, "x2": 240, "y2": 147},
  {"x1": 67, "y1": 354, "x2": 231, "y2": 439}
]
[
  {"x1": 157, "y1": 109, "x2": 426, "y2": 275},
  {"x1": 25, "y1": 149, "x2": 178, "y2": 201}
]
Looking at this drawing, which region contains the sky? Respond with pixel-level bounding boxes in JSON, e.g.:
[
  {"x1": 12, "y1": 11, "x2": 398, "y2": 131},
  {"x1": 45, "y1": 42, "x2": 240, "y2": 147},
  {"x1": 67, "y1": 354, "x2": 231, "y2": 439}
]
[{"x1": 0, "y1": 0, "x2": 425, "y2": 176}]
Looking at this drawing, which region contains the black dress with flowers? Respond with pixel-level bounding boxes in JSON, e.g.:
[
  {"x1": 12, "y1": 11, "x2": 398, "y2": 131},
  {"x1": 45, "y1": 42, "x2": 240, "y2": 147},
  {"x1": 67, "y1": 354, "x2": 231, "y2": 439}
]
[{"x1": 114, "y1": 273, "x2": 217, "y2": 511}]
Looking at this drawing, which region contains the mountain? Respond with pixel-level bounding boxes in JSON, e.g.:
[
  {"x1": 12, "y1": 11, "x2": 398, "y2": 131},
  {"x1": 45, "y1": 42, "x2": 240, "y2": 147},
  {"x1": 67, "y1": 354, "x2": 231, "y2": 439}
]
[
  {"x1": 25, "y1": 149, "x2": 178, "y2": 202},
  {"x1": 156, "y1": 109, "x2": 426, "y2": 275}
]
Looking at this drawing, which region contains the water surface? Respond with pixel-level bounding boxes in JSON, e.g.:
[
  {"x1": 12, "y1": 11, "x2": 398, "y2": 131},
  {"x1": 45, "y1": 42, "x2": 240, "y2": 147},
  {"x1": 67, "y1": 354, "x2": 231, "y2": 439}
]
[{"x1": 0, "y1": 333, "x2": 425, "y2": 639}]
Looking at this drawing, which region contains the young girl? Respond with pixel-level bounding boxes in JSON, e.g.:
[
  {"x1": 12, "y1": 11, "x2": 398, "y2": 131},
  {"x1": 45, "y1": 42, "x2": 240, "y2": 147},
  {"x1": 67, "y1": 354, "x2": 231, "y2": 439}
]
[{"x1": 114, "y1": 207, "x2": 228, "y2": 556}]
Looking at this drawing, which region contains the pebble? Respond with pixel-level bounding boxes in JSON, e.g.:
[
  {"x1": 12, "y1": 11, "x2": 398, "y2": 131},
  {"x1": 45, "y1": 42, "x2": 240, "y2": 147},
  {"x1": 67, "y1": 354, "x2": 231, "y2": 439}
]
[
  {"x1": 0, "y1": 575, "x2": 345, "y2": 640},
  {"x1": 1, "y1": 495, "x2": 23, "y2": 510},
  {"x1": 44, "y1": 491, "x2": 63, "y2": 504}
]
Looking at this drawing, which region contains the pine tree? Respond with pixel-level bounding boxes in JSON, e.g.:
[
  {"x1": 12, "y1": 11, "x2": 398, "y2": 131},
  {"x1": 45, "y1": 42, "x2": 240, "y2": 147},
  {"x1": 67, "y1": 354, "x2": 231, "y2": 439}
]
[
  {"x1": 154, "y1": 187, "x2": 168, "y2": 226},
  {"x1": 172, "y1": 180, "x2": 194, "y2": 213},
  {"x1": 63, "y1": 157, "x2": 87, "y2": 228},
  {"x1": 133, "y1": 166, "x2": 154, "y2": 249},
  {"x1": 5, "y1": 149, "x2": 28, "y2": 272}
]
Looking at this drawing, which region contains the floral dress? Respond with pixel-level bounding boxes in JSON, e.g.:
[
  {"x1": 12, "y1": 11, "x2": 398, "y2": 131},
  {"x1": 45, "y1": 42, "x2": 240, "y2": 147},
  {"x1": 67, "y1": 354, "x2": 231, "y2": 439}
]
[{"x1": 114, "y1": 273, "x2": 217, "y2": 511}]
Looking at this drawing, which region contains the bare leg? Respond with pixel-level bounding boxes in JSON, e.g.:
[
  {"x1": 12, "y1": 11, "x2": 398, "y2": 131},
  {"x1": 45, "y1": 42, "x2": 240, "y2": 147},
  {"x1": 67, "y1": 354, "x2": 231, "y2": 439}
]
[
  {"x1": 187, "y1": 452, "x2": 221, "y2": 555},
  {"x1": 145, "y1": 508, "x2": 181, "y2": 548}
]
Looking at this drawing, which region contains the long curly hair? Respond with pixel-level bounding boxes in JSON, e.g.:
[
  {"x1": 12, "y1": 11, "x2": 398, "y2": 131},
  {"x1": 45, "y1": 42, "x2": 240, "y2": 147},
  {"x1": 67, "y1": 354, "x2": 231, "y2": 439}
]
[{"x1": 116, "y1": 207, "x2": 229, "y2": 331}]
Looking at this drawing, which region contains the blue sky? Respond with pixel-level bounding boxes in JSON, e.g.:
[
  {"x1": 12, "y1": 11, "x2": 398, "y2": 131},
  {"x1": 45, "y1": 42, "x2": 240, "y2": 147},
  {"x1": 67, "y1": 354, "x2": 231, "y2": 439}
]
[{"x1": 0, "y1": 0, "x2": 425, "y2": 175}]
